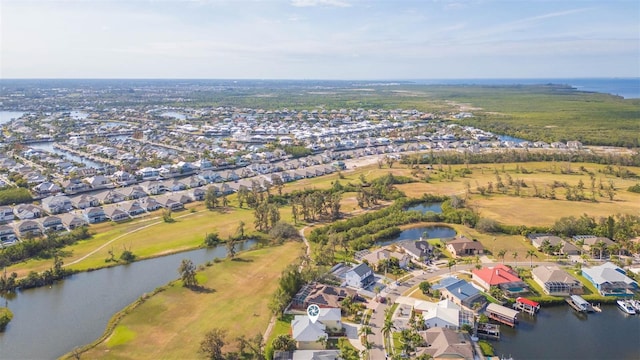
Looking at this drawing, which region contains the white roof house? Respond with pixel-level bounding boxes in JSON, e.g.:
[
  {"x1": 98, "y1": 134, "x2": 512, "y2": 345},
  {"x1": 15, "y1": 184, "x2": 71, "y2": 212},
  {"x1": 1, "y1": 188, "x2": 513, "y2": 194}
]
[
  {"x1": 582, "y1": 262, "x2": 638, "y2": 296},
  {"x1": 417, "y1": 299, "x2": 461, "y2": 329},
  {"x1": 291, "y1": 316, "x2": 327, "y2": 350}
]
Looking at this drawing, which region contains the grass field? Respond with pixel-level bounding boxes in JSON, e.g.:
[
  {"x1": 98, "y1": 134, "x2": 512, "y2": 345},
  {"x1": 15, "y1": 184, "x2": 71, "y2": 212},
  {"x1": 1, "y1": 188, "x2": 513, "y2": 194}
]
[{"x1": 78, "y1": 241, "x2": 303, "y2": 359}]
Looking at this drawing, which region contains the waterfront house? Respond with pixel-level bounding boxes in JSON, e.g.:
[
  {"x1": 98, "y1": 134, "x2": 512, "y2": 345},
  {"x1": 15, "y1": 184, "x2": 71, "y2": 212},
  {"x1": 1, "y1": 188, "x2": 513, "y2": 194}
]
[
  {"x1": 136, "y1": 167, "x2": 160, "y2": 180},
  {"x1": 0, "y1": 225, "x2": 17, "y2": 244},
  {"x1": 14, "y1": 220, "x2": 42, "y2": 238},
  {"x1": 432, "y1": 276, "x2": 486, "y2": 310},
  {"x1": 415, "y1": 299, "x2": 462, "y2": 329},
  {"x1": 83, "y1": 207, "x2": 106, "y2": 224},
  {"x1": 0, "y1": 206, "x2": 14, "y2": 223},
  {"x1": 42, "y1": 195, "x2": 73, "y2": 214},
  {"x1": 532, "y1": 265, "x2": 584, "y2": 296},
  {"x1": 415, "y1": 327, "x2": 475, "y2": 360},
  {"x1": 472, "y1": 264, "x2": 529, "y2": 296},
  {"x1": 104, "y1": 207, "x2": 130, "y2": 222},
  {"x1": 398, "y1": 240, "x2": 434, "y2": 262},
  {"x1": 39, "y1": 216, "x2": 64, "y2": 232},
  {"x1": 70, "y1": 194, "x2": 100, "y2": 209},
  {"x1": 446, "y1": 236, "x2": 484, "y2": 258},
  {"x1": 345, "y1": 263, "x2": 375, "y2": 289},
  {"x1": 111, "y1": 170, "x2": 137, "y2": 186},
  {"x1": 291, "y1": 316, "x2": 327, "y2": 350},
  {"x1": 582, "y1": 262, "x2": 638, "y2": 297},
  {"x1": 360, "y1": 248, "x2": 411, "y2": 270},
  {"x1": 60, "y1": 213, "x2": 87, "y2": 230},
  {"x1": 13, "y1": 204, "x2": 43, "y2": 220}
]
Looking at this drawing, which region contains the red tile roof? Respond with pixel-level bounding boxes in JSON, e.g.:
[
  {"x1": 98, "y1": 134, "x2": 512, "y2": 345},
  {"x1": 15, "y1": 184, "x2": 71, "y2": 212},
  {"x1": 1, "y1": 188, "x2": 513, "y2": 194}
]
[{"x1": 472, "y1": 264, "x2": 521, "y2": 286}]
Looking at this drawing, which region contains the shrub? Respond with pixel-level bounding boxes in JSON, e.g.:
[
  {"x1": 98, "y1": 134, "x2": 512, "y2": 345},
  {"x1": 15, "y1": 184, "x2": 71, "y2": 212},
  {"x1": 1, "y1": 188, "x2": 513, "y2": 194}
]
[
  {"x1": 476, "y1": 218, "x2": 500, "y2": 233},
  {"x1": 0, "y1": 307, "x2": 13, "y2": 332},
  {"x1": 268, "y1": 222, "x2": 300, "y2": 242}
]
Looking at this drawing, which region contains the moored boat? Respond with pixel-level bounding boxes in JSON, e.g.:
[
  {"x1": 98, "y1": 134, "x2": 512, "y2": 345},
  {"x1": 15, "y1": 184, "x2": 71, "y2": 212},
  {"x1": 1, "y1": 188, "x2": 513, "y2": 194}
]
[{"x1": 617, "y1": 300, "x2": 636, "y2": 315}]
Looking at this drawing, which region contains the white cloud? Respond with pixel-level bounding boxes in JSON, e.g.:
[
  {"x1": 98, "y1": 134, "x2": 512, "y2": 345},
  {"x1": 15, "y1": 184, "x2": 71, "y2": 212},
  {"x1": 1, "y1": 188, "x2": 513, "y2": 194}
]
[{"x1": 291, "y1": 0, "x2": 351, "y2": 8}]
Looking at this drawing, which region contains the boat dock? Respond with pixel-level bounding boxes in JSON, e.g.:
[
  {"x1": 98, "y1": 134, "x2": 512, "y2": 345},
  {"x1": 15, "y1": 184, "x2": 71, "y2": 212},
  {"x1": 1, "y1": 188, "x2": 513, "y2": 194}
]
[
  {"x1": 566, "y1": 295, "x2": 594, "y2": 313},
  {"x1": 486, "y1": 303, "x2": 519, "y2": 327},
  {"x1": 476, "y1": 322, "x2": 501, "y2": 340},
  {"x1": 513, "y1": 297, "x2": 540, "y2": 316}
]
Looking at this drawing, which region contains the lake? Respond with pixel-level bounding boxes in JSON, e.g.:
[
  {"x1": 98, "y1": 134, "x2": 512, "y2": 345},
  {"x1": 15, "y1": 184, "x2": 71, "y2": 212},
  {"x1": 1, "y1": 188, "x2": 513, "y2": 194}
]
[
  {"x1": 492, "y1": 304, "x2": 640, "y2": 359},
  {"x1": 378, "y1": 225, "x2": 456, "y2": 246},
  {"x1": 0, "y1": 111, "x2": 26, "y2": 124},
  {"x1": 405, "y1": 202, "x2": 443, "y2": 214},
  {"x1": 0, "y1": 240, "x2": 256, "y2": 359}
]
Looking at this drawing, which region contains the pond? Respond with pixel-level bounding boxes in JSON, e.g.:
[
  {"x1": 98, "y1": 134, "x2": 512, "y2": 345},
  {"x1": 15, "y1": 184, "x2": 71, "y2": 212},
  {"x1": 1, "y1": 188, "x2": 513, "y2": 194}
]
[
  {"x1": 378, "y1": 225, "x2": 456, "y2": 246},
  {"x1": 405, "y1": 202, "x2": 443, "y2": 214},
  {"x1": 0, "y1": 240, "x2": 257, "y2": 359},
  {"x1": 0, "y1": 111, "x2": 26, "y2": 124},
  {"x1": 29, "y1": 142, "x2": 106, "y2": 169}
]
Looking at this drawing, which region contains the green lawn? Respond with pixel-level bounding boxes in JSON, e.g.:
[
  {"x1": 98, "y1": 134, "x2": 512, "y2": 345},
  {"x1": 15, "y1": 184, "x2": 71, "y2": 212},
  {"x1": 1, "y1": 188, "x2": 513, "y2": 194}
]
[{"x1": 77, "y1": 241, "x2": 303, "y2": 359}]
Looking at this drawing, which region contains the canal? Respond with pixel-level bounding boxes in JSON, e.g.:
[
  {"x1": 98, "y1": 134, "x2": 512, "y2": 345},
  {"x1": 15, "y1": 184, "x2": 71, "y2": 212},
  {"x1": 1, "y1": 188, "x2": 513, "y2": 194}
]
[
  {"x1": 0, "y1": 240, "x2": 256, "y2": 359},
  {"x1": 492, "y1": 304, "x2": 640, "y2": 359}
]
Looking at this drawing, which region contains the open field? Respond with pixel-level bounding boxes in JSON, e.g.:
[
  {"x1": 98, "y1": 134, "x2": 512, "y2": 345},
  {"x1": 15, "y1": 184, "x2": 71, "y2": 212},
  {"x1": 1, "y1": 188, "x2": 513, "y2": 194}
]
[{"x1": 78, "y1": 241, "x2": 304, "y2": 359}]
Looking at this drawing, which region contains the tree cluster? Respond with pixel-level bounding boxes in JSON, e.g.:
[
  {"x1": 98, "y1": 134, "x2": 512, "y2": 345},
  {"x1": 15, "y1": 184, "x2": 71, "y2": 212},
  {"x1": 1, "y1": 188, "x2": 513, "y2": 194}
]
[
  {"x1": 0, "y1": 227, "x2": 90, "y2": 268},
  {"x1": 0, "y1": 187, "x2": 32, "y2": 205},
  {"x1": 200, "y1": 327, "x2": 265, "y2": 360}
]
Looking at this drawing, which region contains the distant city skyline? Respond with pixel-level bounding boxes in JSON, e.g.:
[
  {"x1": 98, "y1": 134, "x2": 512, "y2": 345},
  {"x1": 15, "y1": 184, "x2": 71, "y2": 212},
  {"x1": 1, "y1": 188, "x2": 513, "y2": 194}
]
[{"x1": 2, "y1": 0, "x2": 639, "y2": 79}]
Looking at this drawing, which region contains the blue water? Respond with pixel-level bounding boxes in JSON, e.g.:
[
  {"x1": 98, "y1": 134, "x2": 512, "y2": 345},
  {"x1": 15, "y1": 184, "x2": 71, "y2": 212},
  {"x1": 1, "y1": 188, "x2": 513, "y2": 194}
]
[
  {"x1": 405, "y1": 202, "x2": 443, "y2": 214},
  {"x1": 378, "y1": 226, "x2": 456, "y2": 246},
  {"x1": 413, "y1": 78, "x2": 640, "y2": 99}
]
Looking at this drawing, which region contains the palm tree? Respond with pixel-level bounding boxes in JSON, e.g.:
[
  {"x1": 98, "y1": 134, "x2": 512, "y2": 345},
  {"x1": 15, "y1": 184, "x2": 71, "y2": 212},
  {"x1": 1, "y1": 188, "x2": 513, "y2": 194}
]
[
  {"x1": 381, "y1": 318, "x2": 396, "y2": 348},
  {"x1": 526, "y1": 249, "x2": 538, "y2": 268},
  {"x1": 512, "y1": 251, "x2": 519, "y2": 268},
  {"x1": 447, "y1": 258, "x2": 457, "y2": 273},
  {"x1": 497, "y1": 249, "x2": 506, "y2": 264},
  {"x1": 594, "y1": 240, "x2": 607, "y2": 260},
  {"x1": 358, "y1": 325, "x2": 373, "y2": 339}
]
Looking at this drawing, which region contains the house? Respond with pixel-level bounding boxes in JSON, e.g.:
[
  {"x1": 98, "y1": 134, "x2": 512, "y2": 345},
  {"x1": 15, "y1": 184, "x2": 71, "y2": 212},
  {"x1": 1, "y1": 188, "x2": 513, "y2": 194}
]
[
  {"x1": 316, "y1": 307, "x2": 342, "y2": 333},
  {"x1": 70, "y1": 194, "x2": 100, "y2": 209},
  {"x1": 60, "y1": 213, "x2": 87, "y2": 230},
  {"x1": 139, "y1": 197, "x2": 162, "y2": 212},
  {"x1": 274, "y1": 350, "x2": 340, "y2": 360},
  {"x1": 360, "y1": 248, "x2": 411, "y2": 270},
  {"x1": 291, "y1": 316, "x2": 327, "y2": 350},
  {"x1": 292, "y1": 283, "x2": 356, "y2": 310},
  {"x1": 532, "y1": 266, "x2": 583, "y2": 296},
  {"x1": 104, "y1": 207, "x2": 130, "y2": 222},
  {"x1": 415, "y1": 299, "x2": 462, "y2": 329},
  {"x1": 345, "y1": 263, "x2": 375, "y2": 289},
  {"x1": 94, "y1": 189, "x2": 126, "y2": 204},
  {"x1": 33, "y1": 181, "x2": 62, "y2": 196},
  {"x1": 472, "y1": 264, "x2": 528, "y2": 296},
  {"x1": 13, "y1": 204, "x2": 43, "y2": 220},
  {"x1": 14, "y1": 220, "x2": 42, "y2": 237},
  {"x1": 574, "y1": 236, "x2": 615, "y2": 258},
  {"x1": 0, "y1": 206, "x2": 14, "y2": 222},
  {"x1": 190, "y1": 188, "x2": 206, "y2": 201},
  {"x1": 140, "y1": 180, "x2": 167, "y2": 195},
  {"x1": 414, "y1": 327, "x2": 475, "y2": 360},
  {"x1": 120, "y1": 201, "x2": 146, "y2": 216},
  {"x1": 83, "y1": 207, "x2": 107, "y2": 224},
  {"x1": 179, "y1": 175, "x2": 205, "y2": 189},
  {"x1": 136, "y1": 167, "x2": 160, "y2": 181},
  {"x1": 84, "y1": 175, "x2": 111, "y2": 189},
  {"x1": 528, "y1": 234, "x2": 563, "y2": 249},
  {"x1": 582, "y1": 262, "x2": 638, "y2": 297},
  {"x1": 156, "y1": 195, "x2": 184, "y2": 211},
  {"x1": 42, "y1": 195, "x2": 73, "y2": 214},
  {"x1": 398, "y1": 240, "x2": 434, "y2": 262},
  {"x1": 39, "y1": 216, "x2": 64, "y2": 232},
  {"x1": 432, "y1": 277, "x2": 486, "y2": 310},
  {"x1": 111, "y1": 170, "x2": 137, "y2": 185},
  {"x1": 446, "y1": 236, "x2": 484, "y2": 258},
  {"x1": 162, "y1": 179, "x2": 187, "y2": 192},
  {"x1": 198, "y1": 170, "x2": 222, "y2": 183},
  {"x1": 60, "y1": 178, "x2": 90, "y2": 194},
  {"x1": 0, "y1": 225, "x2": 17, "y2": 244},
  {"x1": 119, "y1": 186, "x2": 148, "y2": 200}
]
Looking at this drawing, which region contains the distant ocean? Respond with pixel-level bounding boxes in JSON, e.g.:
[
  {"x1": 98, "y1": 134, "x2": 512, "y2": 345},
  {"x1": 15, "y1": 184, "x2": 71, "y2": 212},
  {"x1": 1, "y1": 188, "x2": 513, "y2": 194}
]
[{"x1": 412, "y1": 78, "x2": 640, "y2": 99}]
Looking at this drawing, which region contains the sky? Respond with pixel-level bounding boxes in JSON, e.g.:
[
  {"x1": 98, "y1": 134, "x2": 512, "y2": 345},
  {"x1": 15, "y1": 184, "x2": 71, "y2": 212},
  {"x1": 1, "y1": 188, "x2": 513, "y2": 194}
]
[{"x1": 1, "y1": 0, "x2": 639, "y2": 79}]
